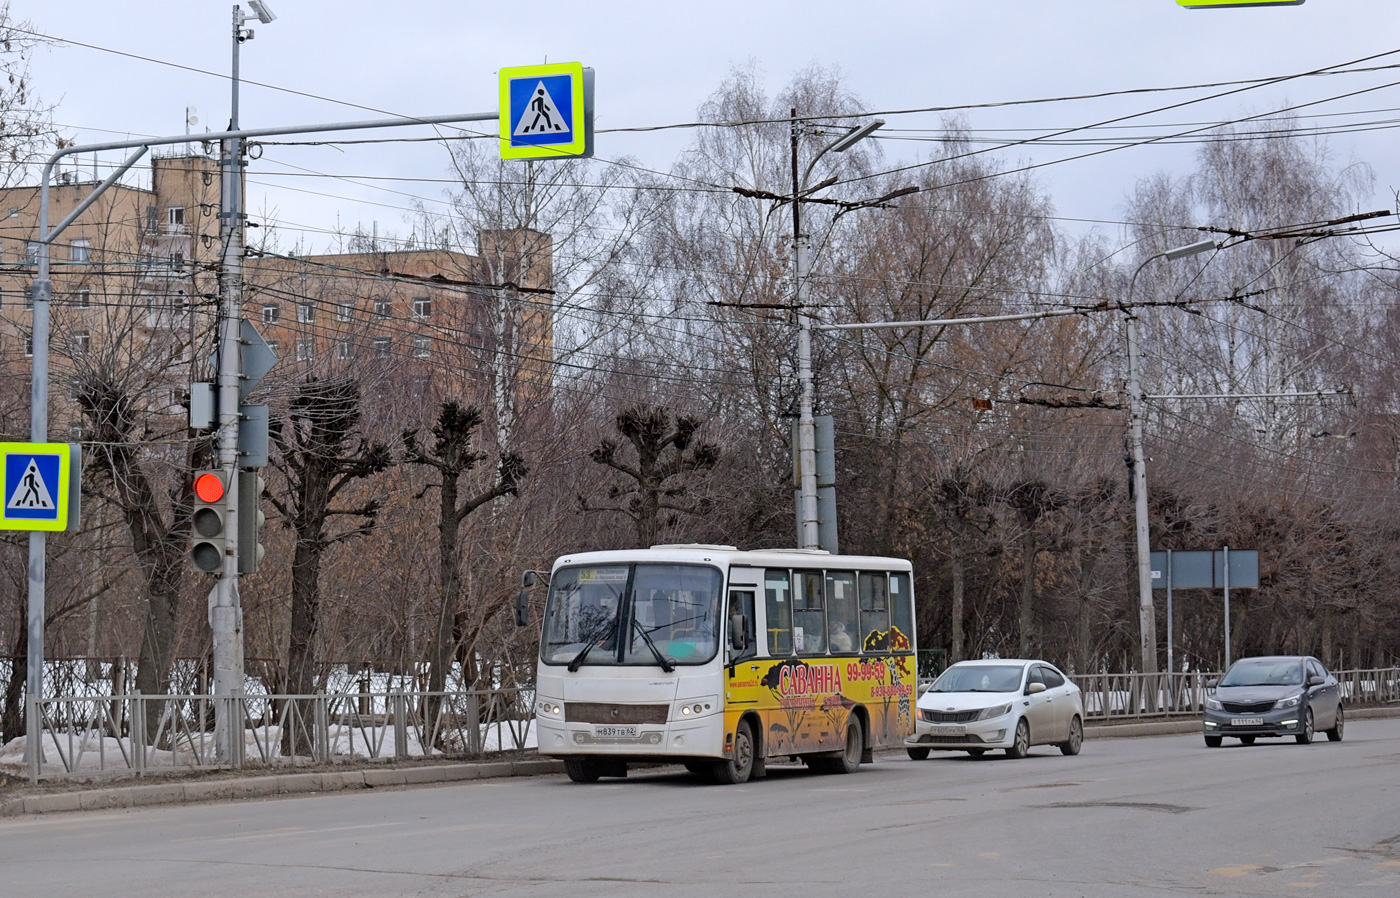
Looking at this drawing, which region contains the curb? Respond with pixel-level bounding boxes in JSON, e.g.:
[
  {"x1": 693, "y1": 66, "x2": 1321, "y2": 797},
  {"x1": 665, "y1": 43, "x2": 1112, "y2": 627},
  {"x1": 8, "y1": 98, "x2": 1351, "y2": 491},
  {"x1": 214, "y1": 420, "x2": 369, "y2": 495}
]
[
  {"x1": 0, "y1": 757, "x2": 564, "y2": 818},
  {"x1": 6, "y1": 707, "x2": 1397, "y2": 817},
  {"x1": 1085, "y1": 704, "x2": 1400, "y2": 739}
]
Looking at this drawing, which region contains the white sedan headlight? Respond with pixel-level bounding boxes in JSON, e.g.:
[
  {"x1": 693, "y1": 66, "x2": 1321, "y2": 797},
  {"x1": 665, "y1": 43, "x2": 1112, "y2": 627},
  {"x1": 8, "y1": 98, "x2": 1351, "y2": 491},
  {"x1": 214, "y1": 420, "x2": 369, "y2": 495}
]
[
  {"x1": 977, "y1": 702, "x2": 1013, "y2": 721},
  {"x1": 1275, "y1": 693, "x2": 1302, "y2": 710},
  {"x1": 1205, "y1": 697, "x2": 1223, "y2": 710}
]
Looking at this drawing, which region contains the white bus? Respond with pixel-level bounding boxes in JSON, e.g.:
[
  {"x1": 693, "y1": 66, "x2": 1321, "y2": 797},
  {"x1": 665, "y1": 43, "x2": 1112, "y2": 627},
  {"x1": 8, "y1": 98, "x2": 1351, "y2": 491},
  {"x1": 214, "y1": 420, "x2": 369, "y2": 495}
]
[{"x1": 517, "y1": 545, "x2": 917, "y2": 784}]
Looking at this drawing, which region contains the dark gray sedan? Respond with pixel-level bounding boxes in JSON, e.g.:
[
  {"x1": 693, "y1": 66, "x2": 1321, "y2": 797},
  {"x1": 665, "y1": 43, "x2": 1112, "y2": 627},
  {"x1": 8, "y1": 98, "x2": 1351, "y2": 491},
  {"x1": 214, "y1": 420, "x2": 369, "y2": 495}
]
[{"x1": 1202, "y1": 655, "x2": 1344, "y2": 747}]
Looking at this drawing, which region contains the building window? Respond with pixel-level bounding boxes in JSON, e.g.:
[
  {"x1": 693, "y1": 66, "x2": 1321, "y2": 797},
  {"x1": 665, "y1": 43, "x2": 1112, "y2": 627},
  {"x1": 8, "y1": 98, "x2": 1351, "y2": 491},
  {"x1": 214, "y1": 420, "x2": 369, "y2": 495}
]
[
  {"x1": 267, "y1": 340, "x2": 279, "y2": 357},
  {"x1": 373, "y1": 337, "x2": 391, "y2": 358},
  {"x1": 412, "y1": 336, "x2": 431, "y2": 359},
  {"x1": 262, "y1": 304, "x2": 280, "y2": 324},
  {"x1": 69, "y1": 422, "x2": 85, "y2": 440},
  {"x1": 168, "y1": 207, "x2": 185, "y2": 228},
  {"x1": 412, "y1": 296, "x2": 431, "y2": 319},
  {"x1": 24, "y1": 289, "x2": 33, "y2": 311},
  {"x1": 74, "y1": 289, "x2": 91, "y2": 309},
  {"x1": 336, "y1": 340, "x2": 353, "y2": 360},
  {"x1": 70, "y1": 239, "x2": 91, "y2": 264},
  {"x1": 26, "y1": 241, "x2": 40, "y2": 265},
  {"x1": 373, "y1": 298, "x2": 391, "y2": 318},
  {"x1": 72, "y1": 331, "x2": 91, "y2": 356},
  {"x1": 297, "y1": 302, "x2": 314, "y2": 324},
  {"x1": 23, "y1": 331, "x2": 33, "y2": 358},
  {"x1": 296, "y1": 338, "x2": 314, "y2": 362},
  {"x1": 336, "y1": 302, "x2": 353, "y2": 322}
]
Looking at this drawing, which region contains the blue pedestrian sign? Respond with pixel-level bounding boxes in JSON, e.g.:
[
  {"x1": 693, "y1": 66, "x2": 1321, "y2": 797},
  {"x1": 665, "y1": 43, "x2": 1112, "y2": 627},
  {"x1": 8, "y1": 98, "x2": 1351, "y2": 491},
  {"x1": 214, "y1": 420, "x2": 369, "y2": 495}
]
[
  {"x1": 499, "y1": 62, "x2": 589, "y2": 160},
  {"x1": 0, "y1": 442, "x2": 77, "y2": 531}
]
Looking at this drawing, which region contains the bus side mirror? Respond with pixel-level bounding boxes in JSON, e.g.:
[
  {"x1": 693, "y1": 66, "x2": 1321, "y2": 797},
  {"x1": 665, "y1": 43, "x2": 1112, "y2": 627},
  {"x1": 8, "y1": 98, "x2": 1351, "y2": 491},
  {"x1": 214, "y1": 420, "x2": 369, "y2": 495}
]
[
  {"x1": 729, "y1": 613, "x2": 748, "y2": 652},
  {"x1": 515, "y1": 589, "x2": 531, "y2": 628},
  {"x1": 521, "y1": 570, "x2": 537, "y2": 589}
]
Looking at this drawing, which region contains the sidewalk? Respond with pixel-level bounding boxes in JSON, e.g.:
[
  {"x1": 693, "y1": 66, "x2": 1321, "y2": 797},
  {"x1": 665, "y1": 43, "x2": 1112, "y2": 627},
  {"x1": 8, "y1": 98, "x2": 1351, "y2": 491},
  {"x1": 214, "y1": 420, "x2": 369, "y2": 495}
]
[
  {"x1": 4, "y1": 706, "x2": 1396, "y2": 817},
  {"x1": 0, "y1": 756, "x2": 564, "y2": 818}
]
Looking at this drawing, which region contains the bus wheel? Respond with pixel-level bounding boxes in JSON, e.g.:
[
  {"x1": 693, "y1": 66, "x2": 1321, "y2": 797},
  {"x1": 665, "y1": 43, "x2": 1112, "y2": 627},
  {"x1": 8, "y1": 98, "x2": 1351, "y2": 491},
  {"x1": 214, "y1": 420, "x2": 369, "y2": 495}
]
[
  {"x1": 835, "y1": 719, "x2": 863, "y2": 774},
  {"x1": 564, "y1": 757, "x2": 601, "y2": 783},
  {"x1": 712, "y1": 720, "x2": 755, "y2": 785}
]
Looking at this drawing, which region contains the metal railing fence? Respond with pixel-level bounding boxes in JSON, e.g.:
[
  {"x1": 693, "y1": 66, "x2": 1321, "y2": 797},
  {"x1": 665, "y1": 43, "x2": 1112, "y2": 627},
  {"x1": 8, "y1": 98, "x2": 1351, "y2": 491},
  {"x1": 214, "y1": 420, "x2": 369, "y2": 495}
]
[
  {"x1": 913, "y1": 667, "x2": 1400, "y2": 721},
  {"x1": 16, "y1": 686, "x2": 534, "y2": 782}
]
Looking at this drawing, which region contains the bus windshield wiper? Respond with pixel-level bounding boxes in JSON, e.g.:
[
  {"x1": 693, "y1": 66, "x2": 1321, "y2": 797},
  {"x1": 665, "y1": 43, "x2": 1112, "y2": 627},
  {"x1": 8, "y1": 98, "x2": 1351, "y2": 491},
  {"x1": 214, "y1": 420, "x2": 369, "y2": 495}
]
[
  {"x1": 568, "y1": 619, "x2": 617, "y2": 672},
  {"x1": 633, "y1": 618, "x2": 675, "y2": 673}
]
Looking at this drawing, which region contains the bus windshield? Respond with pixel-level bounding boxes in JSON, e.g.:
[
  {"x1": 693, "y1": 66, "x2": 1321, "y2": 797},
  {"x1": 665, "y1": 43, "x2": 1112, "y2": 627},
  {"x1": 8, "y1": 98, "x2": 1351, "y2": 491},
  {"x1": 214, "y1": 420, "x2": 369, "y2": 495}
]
[{"x1": 541, "y1": 563, "x2": 723, "y2": 667}]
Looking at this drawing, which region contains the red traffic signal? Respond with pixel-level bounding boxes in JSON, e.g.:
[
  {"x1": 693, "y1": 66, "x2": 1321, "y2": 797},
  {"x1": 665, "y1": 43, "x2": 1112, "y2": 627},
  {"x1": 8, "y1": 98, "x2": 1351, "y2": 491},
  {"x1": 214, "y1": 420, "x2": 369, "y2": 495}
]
[{"x1": 194, "y1": 471, "x2": 226, "y2": 503}]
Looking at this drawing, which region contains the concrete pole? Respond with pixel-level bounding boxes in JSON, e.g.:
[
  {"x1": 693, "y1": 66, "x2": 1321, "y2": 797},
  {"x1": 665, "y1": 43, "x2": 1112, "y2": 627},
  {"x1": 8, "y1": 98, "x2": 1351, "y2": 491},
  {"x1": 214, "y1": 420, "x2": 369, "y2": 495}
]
[
  {"x1": 211, "y1": 4, "x2": 248, "y2": 766},
  {"x1": 1122, "y1": 238, "x2": 1215, "y2": 677},
  {"x1": 1125, "y1": 311, "x2": 1159, "y2": 676},
  {"x1": 791, "y1": 113, "x2": 819, "y2": 551}
]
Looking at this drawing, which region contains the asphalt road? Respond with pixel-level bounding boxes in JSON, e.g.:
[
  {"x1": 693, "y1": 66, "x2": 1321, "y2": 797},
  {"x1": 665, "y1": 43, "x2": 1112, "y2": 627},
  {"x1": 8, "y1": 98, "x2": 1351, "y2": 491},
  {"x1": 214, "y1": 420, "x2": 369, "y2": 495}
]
[{"x1": 3, "y1": 719, "x2": 1398, "y2": 897}]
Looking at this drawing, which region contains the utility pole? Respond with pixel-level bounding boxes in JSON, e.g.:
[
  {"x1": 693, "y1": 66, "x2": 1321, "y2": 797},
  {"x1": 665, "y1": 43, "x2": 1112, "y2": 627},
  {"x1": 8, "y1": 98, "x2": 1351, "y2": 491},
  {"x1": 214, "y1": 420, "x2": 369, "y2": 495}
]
[
  {"x1": 209, "y1": 2, "x2": 274, "y2": 766},
  {"x1": 1123, "y1": 238, "x2": 1214, "y2": 677},
  {"x1": 791, "y1": 111, "x2": 820, "y2": 551},
  {"x1": 785, "y1": 111, "x2": 891, "y2": 550}
]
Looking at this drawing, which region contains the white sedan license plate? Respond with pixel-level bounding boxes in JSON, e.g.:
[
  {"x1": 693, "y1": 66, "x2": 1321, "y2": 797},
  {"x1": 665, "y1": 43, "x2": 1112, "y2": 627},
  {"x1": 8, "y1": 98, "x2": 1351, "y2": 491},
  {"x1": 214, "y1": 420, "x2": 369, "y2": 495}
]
[
  {"x1": 595, "y1": 725, "x2": 638, "y2": 738},
  {"x1": 929, "y1": 725, "x2": 966, "y2": 736},
  {"x1": 1231, "y1": 717, "x2": 1264, "y2": 726}
]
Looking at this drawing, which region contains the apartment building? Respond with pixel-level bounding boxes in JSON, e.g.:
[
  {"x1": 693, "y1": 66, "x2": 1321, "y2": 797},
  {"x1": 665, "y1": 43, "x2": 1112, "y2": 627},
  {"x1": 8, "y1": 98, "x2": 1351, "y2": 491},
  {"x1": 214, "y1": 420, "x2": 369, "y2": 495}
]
[{"x1": 0, "y1": 152, "x2": 553, "y2": 440}]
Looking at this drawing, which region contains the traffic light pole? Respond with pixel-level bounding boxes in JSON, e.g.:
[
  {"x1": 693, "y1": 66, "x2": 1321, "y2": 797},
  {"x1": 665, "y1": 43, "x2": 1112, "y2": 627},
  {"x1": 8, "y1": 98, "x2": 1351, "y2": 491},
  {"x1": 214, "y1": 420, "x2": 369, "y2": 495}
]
[
  {"x1": 210, "y1": 5, "x2": 250, "y2": 766},
  {"x1": 25, "y1": 106, "x2": 498, "y2": 777}
]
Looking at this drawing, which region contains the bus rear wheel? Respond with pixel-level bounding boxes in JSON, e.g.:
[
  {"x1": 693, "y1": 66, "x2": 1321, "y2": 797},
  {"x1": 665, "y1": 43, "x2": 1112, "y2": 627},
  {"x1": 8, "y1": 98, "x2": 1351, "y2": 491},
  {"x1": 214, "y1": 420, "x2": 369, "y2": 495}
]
[
  {"x1": 712, "y1": 720, "x2": 755, "y2": 785},
  {"x1": 564, "y1": 757, "x2": 601, "y2": 783}
]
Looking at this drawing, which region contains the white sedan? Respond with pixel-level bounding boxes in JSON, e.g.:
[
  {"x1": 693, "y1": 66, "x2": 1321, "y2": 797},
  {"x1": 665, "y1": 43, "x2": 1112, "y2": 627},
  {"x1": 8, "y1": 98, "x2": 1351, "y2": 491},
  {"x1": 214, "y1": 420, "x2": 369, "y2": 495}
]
[{"x1": 905, "y1": 659, "x2": 1085, "y2": 759}]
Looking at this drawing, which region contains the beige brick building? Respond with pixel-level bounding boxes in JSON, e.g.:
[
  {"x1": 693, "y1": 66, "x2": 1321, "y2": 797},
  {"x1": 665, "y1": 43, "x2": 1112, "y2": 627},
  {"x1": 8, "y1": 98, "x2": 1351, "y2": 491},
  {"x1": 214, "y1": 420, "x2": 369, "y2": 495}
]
[{"x1": 0, "y1": 152, "x2": 553, "y2": 441}]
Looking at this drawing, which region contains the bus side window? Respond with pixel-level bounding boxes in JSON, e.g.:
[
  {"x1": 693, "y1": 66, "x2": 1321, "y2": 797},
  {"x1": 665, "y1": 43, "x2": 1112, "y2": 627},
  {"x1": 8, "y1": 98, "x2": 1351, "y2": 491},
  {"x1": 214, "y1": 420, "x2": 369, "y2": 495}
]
[
  {"x1": 728, "y1": 589, "x2": 757, "y2": 659},
  {"x1": 794, "y1": 571, "x2": 825, "y2": 654},
  {"x1": 889, "y1": 572, "x2": 913, "y2": 651},
  {"x1": 826, "y1": 571, "x2": 857, "y2": 654},
  {"x1": 765, "y1": 569, "x2": 792, "y2": 655},
  {"x1": 858, "y1": 572, "x2": 889, "y2": 651}
]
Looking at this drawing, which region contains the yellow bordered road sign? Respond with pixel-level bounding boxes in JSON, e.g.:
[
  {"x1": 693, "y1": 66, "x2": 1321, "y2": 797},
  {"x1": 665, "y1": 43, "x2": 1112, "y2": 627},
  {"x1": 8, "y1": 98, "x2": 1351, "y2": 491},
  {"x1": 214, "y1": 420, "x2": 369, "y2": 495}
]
[
  {"x1": 499, "y1": 62, "x2": 588, "y2": 160},
  {"x1": 1178, "y1": 1, "x2": 1304, "y2": 7},
  {"x1": 0, "y1": 442, "x2": 75, "y2": 532}
]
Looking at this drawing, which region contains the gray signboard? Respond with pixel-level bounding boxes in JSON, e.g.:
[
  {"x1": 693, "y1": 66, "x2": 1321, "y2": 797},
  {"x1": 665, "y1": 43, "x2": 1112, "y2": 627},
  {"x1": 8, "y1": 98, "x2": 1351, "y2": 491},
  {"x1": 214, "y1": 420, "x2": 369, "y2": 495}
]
[{"x1": 1150, "y1": 549, "x2": 1259, "y2": 589}]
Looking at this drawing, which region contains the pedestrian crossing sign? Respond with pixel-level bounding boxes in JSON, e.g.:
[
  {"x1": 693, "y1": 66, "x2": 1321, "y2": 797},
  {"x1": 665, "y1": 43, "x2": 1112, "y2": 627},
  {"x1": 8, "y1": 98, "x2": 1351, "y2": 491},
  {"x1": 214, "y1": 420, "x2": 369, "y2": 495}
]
[
  {"x1": 499, "y1": 62, "x2": 589, "y2": 160},
  {"x1": 0, "y1": 442, "x2": 75, "y2": 531}
]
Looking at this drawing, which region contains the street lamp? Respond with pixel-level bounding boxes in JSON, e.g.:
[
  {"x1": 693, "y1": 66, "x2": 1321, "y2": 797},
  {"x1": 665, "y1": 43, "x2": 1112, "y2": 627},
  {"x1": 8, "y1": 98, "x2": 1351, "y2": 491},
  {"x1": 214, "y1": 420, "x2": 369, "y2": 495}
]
[
  {"x1": 791, "y1": 116, "x2": 890, "y2": 551},
  {"x1": 1125, "y1": 237, "x2": 1215, "y2": 675}
]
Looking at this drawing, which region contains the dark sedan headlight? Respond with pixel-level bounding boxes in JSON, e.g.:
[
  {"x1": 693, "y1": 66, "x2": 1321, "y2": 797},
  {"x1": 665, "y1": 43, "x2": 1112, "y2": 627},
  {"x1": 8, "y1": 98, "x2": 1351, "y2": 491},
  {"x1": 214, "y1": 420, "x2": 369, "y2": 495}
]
[
  {"x1": 1205, "y1": 697, "x2": 1223, "y2": 711},
  {"x1": 977, "y1": 702, "x2": 1013, "y2": 721},
  {"x1": 1275, "y1": 693, "x2": 1303, "y2": 710}
]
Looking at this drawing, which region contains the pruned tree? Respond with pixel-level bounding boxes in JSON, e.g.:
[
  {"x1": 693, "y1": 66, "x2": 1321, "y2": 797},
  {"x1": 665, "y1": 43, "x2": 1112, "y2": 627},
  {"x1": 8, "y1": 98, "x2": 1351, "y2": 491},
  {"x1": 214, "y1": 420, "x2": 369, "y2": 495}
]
[
  {"x1": 585, "y1": 406, "x2": 720, "y2": 548},
  {"x1": 269, "y1": 377, "x2": 393, "y2": 705},
  {"x1": 402, "y1": 400, "x2": 526, "y2": 731}
]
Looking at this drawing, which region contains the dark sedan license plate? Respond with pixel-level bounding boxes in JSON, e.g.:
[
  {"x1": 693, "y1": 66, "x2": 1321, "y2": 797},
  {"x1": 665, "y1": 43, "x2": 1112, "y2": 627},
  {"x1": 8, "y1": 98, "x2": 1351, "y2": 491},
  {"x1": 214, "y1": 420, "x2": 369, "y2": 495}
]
[{"x1": 1230, "y1": 717, "x2": 1264, "y2": 726}]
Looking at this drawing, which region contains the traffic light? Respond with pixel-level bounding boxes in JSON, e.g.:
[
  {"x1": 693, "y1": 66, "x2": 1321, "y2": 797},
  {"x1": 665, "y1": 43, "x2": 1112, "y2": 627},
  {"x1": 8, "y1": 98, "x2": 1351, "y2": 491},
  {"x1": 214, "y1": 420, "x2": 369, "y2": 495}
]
[
  {"x1": 238, "y1": 469, "x2": 267, "y2": 575},
  {"x1": 190, "y1": 470, "x2": 229, "y2": 573}
]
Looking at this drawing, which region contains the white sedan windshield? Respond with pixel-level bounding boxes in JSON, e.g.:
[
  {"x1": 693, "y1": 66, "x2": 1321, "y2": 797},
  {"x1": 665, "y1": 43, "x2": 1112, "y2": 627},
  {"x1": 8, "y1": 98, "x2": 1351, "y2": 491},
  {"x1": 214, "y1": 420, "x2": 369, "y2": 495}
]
[{"x1": 930, "y1": 664, "x2": 1024, "y2": 693}]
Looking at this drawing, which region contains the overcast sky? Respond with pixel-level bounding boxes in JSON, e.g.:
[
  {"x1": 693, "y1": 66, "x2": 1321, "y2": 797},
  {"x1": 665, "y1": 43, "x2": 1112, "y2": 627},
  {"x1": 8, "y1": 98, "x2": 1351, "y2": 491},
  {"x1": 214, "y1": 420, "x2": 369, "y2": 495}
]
[{"x1": 21, "y1": 1, "x2": 1400, "y2": 253}]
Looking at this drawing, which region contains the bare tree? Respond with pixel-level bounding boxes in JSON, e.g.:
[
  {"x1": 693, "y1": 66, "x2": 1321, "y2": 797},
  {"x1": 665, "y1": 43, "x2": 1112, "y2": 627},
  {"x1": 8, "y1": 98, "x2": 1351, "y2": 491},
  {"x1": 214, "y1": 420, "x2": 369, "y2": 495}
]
[
  {"x1": 268, "y1": 377, "x2": 392, "y2": 703},
  {"x1": 402, "y1": 400, "x2": 525, "y2": 728},
  {"x1": 585, "y1": 406, "x2": 720, "y2": 548}
]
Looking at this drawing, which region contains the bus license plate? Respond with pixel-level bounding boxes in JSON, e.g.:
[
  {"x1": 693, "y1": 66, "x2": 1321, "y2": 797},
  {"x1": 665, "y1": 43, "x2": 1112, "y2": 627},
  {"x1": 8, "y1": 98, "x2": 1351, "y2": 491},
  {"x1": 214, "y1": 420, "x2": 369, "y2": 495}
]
[
  {"x1": 1231, "y1": 717, "x2": 1263, "y2": 726},
  {"x1": 595, "y1": 725, "x2": 638, "y2": 738},
  {"x1": 929, "y1": 725, "x2": 966, "y2": 736}
]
